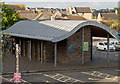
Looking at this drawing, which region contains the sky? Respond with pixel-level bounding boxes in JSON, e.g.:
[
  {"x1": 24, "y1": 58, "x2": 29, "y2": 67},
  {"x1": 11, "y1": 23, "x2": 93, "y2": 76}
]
[
  {"x1": 1, "y1": 0, "x2": 120, "y2": 2},
  {"x1": 0, "y1": 0, "x2": 119, "y2": 9}
]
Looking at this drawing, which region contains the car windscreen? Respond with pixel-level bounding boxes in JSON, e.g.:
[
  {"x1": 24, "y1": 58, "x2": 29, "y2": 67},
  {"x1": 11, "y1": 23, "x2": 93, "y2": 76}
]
[{"x1": 104, "y1": 42, "x2": 112, "y2": 45}]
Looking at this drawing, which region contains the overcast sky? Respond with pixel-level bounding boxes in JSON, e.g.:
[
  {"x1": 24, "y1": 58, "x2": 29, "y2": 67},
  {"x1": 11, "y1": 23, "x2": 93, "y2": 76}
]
[
  {"x1": 1, "y1": 0, "x2": 120, "y2": 2},
  {"x1": 1, "y1": 0, "x2": 119, "y2": 9}
]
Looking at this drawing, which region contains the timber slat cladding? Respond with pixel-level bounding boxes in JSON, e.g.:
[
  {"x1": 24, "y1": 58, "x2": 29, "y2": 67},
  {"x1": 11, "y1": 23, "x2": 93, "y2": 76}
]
[
  {"x1": 23, "y1": 39, "x2": 26, "y2": 57},
  {"x1": 27, "y1": 40, "x2": 30, "y2": 59},
  {"x1": 43, "y1": 42, "x2": 46, "y2": 63},
  {"x1": 38, "y1": 41, "x2": 41, "y2": 61},
  {"x1": 33, "y1": 40, "x2": 36, "y2": 60}
]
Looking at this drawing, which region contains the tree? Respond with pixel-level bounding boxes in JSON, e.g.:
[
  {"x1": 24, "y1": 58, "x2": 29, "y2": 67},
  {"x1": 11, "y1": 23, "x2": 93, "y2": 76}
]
[
  {"x1": 118, "y1": 8, "x2": 120, "y2": 21},
  {"x1": 117, "y1": 8, "x2": 120, "y2": 31},
  {"x1": 1, "y1": 3, "x2": 23, "y2": 56},
  {"x1": 1, "y1": 3, "x2": 23, "y2": 30}
]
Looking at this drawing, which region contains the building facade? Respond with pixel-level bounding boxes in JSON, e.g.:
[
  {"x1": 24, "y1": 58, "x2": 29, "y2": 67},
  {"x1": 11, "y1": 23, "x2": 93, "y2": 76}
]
[{"x1": 3, "y1": 20, "x2": 119, "y2": 66}]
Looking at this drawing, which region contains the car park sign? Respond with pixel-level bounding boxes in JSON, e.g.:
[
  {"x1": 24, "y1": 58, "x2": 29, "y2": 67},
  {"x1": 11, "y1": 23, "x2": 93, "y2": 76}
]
[
  {"x1": 84, "y1": 42, "x2": 88, "y2": 51},
  {"x1": 14, "y1": 73, "x2": 21, "y2": 83}
]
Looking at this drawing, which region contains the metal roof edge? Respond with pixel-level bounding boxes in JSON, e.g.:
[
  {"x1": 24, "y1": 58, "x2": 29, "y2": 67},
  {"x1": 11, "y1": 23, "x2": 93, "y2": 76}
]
[
  {"x1": 52, "y1": 21, "x2": 119, "y2": 42},
  {"x1": 3, "y1": 32, "x2": 53, "y2": 41}
]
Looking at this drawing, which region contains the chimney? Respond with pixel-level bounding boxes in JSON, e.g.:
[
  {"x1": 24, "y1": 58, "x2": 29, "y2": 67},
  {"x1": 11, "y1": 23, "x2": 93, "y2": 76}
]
[
  {"x1": 69, "y1": 6, "x2": 72, "y2": 14},
  {"x1": 51, "y1": 15, "x2": 55, "y2": 21},
  {"x1": 115, "y1": 10, "x2": 118, "y2": 14}
]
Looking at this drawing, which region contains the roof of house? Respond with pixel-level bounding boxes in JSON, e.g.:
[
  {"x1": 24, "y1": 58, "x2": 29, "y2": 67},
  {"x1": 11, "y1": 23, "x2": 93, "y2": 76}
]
[
  {"x1": 8, "y1": 4, "x2": 25, "y2": 10},
  {"x1": 53, "y1": 10, "x2": 69, "y2": 17},
  {"x1": 75, "y1": 7, "x2": 92, "y2": 13},
  {"x1": 101, "y1": 13, "x2": 118, "y2": 20},
  {"x1": 18, "y1": 11, "x2": 53, "y2": 20},
  {"x1": 36, "y1": 12, "x2": 53, "y2": 20},
  {"x1": 16, "y1": 10, "x2": 33, "y2": 13},
  {"x1": 64, "y1": 16, "x2": 87, "y2": 20},
  {"x1": 3, "y1": 20, "x2": 119, "y2": 42},
  {"x1": 18, "y1": 13, "x2": 38, "y2": 20},
  {"x1": 60, "y1": 11, "x2": 69, "y2": 15}
]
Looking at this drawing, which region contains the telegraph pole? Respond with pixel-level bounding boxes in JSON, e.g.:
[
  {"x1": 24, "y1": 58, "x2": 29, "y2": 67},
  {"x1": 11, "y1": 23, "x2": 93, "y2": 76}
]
[{"x1": 16, "y1": 44, "x2": 19, "y2": 73}]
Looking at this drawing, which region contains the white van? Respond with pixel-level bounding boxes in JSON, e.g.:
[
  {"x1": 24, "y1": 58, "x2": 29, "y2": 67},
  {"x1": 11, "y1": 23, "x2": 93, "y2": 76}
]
[
  {"x1": 110, "y1": 39, "x2": 120, "y2": 51},
  {"x1": 96, "y1": 42, "x2": 115, "y2": 51}
]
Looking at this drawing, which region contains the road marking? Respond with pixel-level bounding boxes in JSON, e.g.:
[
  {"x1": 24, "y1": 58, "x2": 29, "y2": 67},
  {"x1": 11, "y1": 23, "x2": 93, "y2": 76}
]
[
  {"x1": 115, "y1": 69, "x2": 120, "y2": 71},
  {"x1": 43, "y1": 73, "x2": 85, "y2": 83},
  {"x1": 113, "y1": 76, "x2": 118, "y2": 81},
  {"x1": 0, "y1": 76, "x2": 11, "y2": 82},
  {"x1": 81, "y1": 71, "x2": 116, "y2": 80},
  {"x1": 98, "y1": 73, "x2": 103, "y2": 77},
  {"x1": 4, "y1": 78, "x2": 31, "y2": 84},
  {"x1": 88, "y1": 78, "x2": 99, "y2": 80}
]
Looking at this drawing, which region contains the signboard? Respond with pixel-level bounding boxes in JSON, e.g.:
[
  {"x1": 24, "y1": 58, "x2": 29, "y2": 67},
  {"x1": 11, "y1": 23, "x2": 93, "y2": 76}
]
[
  {"x1": 84, "y1": 42, "x2": 88, "y2": 51},
  {"x1": 69, "y1": 46, "x2": 73, "y2": 50},
  {"x1": 14, "y1": 73, "x2": 21, "y2": 83}
]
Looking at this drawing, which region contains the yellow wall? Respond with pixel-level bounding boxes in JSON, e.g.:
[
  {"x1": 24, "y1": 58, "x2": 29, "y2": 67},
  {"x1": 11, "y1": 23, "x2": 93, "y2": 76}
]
[{"x1": 77, "y1": 13, "x2": 92, "y2": 20}]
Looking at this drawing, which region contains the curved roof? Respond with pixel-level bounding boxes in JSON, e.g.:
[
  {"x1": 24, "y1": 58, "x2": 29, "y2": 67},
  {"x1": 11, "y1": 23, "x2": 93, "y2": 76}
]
[{"x1": 3, "y1": 20, "x2": 119, "y2": 42}]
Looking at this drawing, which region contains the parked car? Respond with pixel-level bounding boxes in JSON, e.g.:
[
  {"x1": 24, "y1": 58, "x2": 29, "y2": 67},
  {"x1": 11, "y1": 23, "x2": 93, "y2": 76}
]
[
  {"x1": 110, "y1": 39, "x2": 120, "y2": 51},
  {"x1": 96, "y1": 42, "x2": 115, "y2": 51}
]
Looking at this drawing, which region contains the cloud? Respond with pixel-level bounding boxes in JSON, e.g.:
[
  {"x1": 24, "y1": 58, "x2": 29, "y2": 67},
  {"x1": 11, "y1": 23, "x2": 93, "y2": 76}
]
[{"x1": 1, "y1": 0, "x2": 119, "y2": 2}]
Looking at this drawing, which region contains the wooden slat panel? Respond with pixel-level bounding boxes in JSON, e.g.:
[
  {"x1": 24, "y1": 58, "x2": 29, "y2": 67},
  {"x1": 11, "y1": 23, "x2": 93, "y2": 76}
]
[{"x1": 38, "y1": 41, "x2": 41, "y2": 61}]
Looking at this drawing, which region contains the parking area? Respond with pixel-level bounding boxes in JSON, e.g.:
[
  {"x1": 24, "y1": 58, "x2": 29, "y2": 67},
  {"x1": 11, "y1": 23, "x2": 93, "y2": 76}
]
[
  {"x1": 93, "y1": 37, "x2": 120, "y2": 62},
  {"x1": 2, "y1": 69, "x2": 119, "y2": 83},
  {"x1": 93, "y1": 47, "x2": 119, "y2": 62}
]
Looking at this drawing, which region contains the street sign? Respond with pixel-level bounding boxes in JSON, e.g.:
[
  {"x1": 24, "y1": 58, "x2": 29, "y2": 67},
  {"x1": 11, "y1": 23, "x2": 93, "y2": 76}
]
[
  {"x1": 84, "y1": 42, "x2": 88, "y2": 51},
  {"x1": 14, "y1": 73, "x2": 21, "y2": 83},
  {"x1": 69, "y1": 46, "x2": 73, "y2": 50}
]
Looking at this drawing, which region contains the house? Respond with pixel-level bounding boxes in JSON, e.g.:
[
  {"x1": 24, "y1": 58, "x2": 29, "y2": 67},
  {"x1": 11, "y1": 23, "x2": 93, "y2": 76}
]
[
  {"x1": 36, "y1": 11, "x2": 53, "y2": 20},
  {"x1": 16, "y1": 10, "x2": 34, "y2": 13},
  {"x1": 18, "y1": 11, "x2": 53, "y2": 20},
  {"x1": 3, "y1": 20, "x2": 119, "y2": 66},
  {"x1": 62, "y1": 16, "x2": 87, "y2": 21},
  {"x1": 52, "y1": 10, "x2": 87, "y2": 21},
  {"x1": 52, "y1": 10, "x2": 70, "y2": 17},
  {"x1": 8, "y1": 4, "x2": 26, "y2": 10},
  {"x1": 18, "y1": 12, "x2": 39, "y2": 20},
  {"x1": 68, "y1": 7, "x2": 93, "y2": 20},
  {"x1": 97, "y1": 10, "x2": 118, "y2": 22}
]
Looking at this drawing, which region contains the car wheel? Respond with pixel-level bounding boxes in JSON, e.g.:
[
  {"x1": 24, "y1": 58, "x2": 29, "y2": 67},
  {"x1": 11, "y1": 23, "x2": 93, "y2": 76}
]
[
  {"x1": 96, "y1": 47, "x2": 99, "y2": 51},
  {"x1": 104, "y1": 48, "x2": 107, "y2": 51}
]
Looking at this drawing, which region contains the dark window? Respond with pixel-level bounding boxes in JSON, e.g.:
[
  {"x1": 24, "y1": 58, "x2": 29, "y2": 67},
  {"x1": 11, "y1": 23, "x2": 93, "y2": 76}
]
[
  {"x1": 82, "y1": 12, "x2": 84, "y2": 15},
  {"x1": 99, "y1": 43, "x2": 103, "y2": 45},
  {"x1": 111, "y1": 42, "x2": 114, "y2": 44},
  {"x1": 72, "y1": 11, "x2": 75, "y2": 14}
]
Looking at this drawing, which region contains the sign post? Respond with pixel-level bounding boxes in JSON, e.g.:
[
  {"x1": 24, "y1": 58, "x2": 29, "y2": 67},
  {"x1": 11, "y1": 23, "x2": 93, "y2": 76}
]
[
  {"x1": 84, "y1": 42, "x2": 88, "y2": 51},
  {"x1": 14, "y1": 44, "x2": 21, "y2": 83}
]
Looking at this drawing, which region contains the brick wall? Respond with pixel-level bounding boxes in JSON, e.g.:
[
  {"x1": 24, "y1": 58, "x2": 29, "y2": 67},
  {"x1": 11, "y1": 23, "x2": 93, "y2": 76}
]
[
  {"x1": 43, "y1": 41, "x2": 54, "y2": 62},
  {"x1": 57, "y1": 26, "x2": 92, "y2": 63}
]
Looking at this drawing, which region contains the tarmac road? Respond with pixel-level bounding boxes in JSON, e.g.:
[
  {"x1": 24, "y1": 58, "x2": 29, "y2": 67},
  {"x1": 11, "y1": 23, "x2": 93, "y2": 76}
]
[{"x1": 2, "y1": 69, "x2": 119, "y2": 84}]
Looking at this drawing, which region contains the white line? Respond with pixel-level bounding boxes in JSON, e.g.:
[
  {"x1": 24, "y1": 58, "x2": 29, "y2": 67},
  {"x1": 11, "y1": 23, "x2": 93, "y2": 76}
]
[
  {"x1": 62, "y1": 77, "x2": 71, "y2": 82},
  {"x1": 98, "y1": 73, "x2": 103, "y2": 77},
  {"x1": 115, "y1": 69, "x2": 120, "y2": 71},
  {"x1": 113, "y1": 76, "x2": 118, "y2": 81},
  {"x1": 0, "y1": 76, "x2": 12, "y2": 82},
  {"x1": 105, "y1": 75, "x2": 110, "y2": 79},
  {"x1": 81, "y1": 71, "x2": 115, "y2": 79},
  {"x1": 57, "y1": 76, "x2": 65, "y2": 80},
  {"x1": 44, "y1": 73, "x2": 85, "y2": 83}
]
